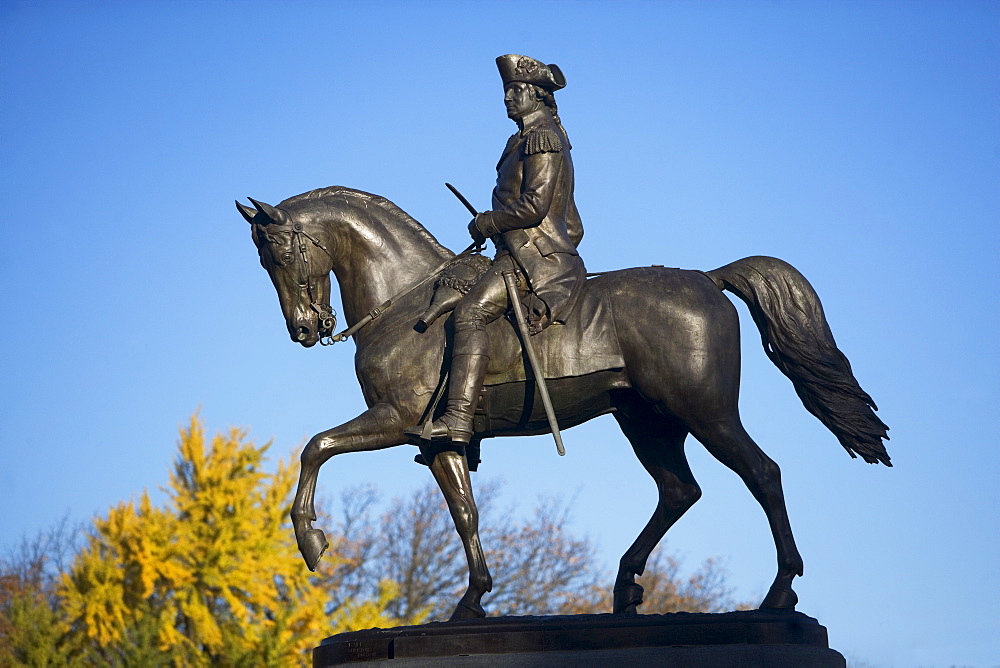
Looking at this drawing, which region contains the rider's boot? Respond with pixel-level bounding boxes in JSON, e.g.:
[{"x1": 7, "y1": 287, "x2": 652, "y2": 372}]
[{"x1": 406, "y1": 352, "x2": 489, "y2": 444}]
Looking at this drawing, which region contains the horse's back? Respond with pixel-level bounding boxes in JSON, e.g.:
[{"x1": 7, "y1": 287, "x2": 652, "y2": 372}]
[{"x1": 598, "y1": 266, "x2": 735, "y2": 328}]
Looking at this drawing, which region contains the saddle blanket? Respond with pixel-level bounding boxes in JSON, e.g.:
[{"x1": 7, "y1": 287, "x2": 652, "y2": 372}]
[{"x1": 483, "y1": 275, "x2": 624, "y2": 385}]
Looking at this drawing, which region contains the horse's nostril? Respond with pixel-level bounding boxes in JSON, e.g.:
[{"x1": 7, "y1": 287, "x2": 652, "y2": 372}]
[{"x1": 296, "y1": 327, "x2": 310, "y2": 342}]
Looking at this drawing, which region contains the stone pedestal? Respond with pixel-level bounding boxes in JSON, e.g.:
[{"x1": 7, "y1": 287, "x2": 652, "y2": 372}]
[{"x1": 313, "y1": 610, "x2": 846, "y2": 667}]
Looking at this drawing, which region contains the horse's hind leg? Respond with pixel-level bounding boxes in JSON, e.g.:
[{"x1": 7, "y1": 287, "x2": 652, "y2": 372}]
[
  {"x1": 612, "y1": 399, "x2": 702, "y2": 614},
  {"x1": 423, "y1": 444, "x2": 492, "y2": 621},
  {"x1": 689, "y1": 415, "x2": 804, "y2": 609}
]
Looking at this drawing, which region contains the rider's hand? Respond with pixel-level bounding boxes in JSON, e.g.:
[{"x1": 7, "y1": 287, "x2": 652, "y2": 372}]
[{"x1": 468, "y1": 217, "x2": 488, "y2": 247}]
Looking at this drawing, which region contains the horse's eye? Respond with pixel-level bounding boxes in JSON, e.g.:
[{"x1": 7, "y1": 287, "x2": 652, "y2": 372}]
[{"x1": 281, "y1": 253, "x2": 293, "y2": 264}]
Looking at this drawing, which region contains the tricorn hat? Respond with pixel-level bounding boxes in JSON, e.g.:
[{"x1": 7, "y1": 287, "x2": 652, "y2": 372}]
[{"x1": 496, "y1": 54, "x2": 566, "y2": 91}]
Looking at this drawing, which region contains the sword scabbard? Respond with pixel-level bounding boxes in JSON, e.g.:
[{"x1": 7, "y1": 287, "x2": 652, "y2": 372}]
[{"x1": 502, "y1": 271, "x2": 566, "y2": 456}]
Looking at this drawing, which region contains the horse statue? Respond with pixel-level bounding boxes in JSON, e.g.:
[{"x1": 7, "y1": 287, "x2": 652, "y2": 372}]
[{"x1": 237, "y1": 185, "x2": 889, "y2": 621}]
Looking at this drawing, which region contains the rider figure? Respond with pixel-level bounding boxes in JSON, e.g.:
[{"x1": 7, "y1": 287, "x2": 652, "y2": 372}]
[{"x1": 410, "y1": 54, "x2": 586, "y2": 445}]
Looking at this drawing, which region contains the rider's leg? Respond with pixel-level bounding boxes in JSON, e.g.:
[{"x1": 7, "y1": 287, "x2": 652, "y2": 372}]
[{"x1": 415, "y1": 257, "x2": 516, "y2": 444}]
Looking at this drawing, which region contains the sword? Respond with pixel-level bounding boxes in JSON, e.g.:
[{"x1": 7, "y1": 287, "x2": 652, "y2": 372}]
[
  {"x1": 446, "y1": 182, "x2": 478, "y2": 216},
  {"x1": 502, "y1": 270, "x2": 566, "y2": 456},
  {"x1": 446, "y1": 182, "x2": 487, "y2": 252}
]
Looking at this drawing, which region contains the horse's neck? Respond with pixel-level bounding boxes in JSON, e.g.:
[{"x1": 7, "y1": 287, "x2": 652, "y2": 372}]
[{"x1": 326, "y1": 202, "x2": 452, "y2": 329}]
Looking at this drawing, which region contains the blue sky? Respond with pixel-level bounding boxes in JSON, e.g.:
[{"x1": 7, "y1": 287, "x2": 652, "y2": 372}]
[{"x1": 2, "y1": 1, "x2": 998, "y2": 665}]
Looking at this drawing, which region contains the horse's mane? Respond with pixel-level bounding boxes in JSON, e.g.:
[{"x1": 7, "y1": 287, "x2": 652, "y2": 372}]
[{"x1": 280, "y1": 186, "x2": 449, "y2": 253}]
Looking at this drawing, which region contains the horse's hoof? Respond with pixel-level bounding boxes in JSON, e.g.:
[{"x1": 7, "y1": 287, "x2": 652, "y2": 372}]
[
  {"x1": 449, "y1": 601, "x2": 486, "y2": 621},
  {"x1": 613, "y1": 582, "x2": 644, "y2": 614},
  {"x1": 760, "y1": 584, "x2": 798, "y2": 610},
  {"x1": 297, "y1": 528, "x2": 329, "y2": 572}
]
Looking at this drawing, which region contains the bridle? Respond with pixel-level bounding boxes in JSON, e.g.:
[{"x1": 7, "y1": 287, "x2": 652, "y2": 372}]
[{"x1": 259, "y1": 220, "x2": 340, "y2": 346}]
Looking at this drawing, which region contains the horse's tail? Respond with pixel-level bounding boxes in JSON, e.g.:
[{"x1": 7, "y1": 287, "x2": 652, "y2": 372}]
[{"x1": 706, "y1": 256, "x2": 891, "y2": 466}]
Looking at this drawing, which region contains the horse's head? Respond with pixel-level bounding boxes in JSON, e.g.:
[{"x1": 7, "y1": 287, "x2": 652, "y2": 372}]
[{"x1": 239, "y1": 198, "x2": 336, "y2": 347}]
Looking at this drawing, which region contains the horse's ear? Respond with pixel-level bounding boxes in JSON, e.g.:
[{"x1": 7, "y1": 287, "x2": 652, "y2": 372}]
[
  {"x1": 235, "y1": 200, "x2": 256, "y2": 224},
  {"x1": 248, "y1": 197, "x2": 286, "y2": 225}
]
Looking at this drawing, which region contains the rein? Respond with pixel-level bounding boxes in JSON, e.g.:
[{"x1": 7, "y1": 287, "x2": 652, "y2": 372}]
[{"x1": 323, "y1": 241, "x2": 483, "y2": 346}]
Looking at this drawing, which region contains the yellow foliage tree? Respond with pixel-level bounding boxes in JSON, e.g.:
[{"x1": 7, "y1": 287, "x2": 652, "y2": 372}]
[{"x1": 58, "y1": 416, "x2": 400, "y2": 666}]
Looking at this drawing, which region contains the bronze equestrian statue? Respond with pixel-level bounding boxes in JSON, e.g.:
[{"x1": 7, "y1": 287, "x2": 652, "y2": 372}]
[{"x1": 237, "y1": 54, "x2": 889, "y2": 622}]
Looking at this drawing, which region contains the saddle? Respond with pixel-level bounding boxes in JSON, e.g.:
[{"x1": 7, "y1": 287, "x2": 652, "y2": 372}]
[{"x1": 421, "y1": 255, "x2": 625, "y2": 386}]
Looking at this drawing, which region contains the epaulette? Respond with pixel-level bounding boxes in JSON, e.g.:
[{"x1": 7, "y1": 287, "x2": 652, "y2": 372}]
[{"x1": 523, "y1": 126, "x2": 562, "y2": 155}]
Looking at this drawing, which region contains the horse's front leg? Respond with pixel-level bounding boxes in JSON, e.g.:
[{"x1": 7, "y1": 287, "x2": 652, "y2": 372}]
[
  {"x1": 292, "y1": 403, "x2": 407, "y2": 571},
  {"x1": 423, "y1": 445, "x2": 493, "y2": 621}
]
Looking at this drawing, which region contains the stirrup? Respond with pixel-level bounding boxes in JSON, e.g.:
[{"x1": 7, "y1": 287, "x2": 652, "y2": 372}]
[{"x1": 404, "y1": 418, "x2": 472, "y2": 445}]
